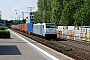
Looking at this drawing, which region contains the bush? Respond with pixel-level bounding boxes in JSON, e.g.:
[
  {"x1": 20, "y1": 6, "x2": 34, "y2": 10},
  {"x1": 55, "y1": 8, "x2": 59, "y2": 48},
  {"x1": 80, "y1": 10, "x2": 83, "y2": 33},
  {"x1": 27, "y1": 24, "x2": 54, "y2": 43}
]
[
  {"x1": 0, "y1": 26, "x2": 5, "y2": 30},
  {"x1": 0, "y1": 30, "x2": 10, "y2": 38}
]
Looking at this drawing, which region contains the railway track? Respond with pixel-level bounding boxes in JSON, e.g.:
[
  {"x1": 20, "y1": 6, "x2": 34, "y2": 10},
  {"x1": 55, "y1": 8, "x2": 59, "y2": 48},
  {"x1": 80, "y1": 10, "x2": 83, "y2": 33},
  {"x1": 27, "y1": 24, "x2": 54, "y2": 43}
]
[
  {"x1": 57, "y1": 36, "x2": 90, "y2": 46},
  {"x1": 57, "y1": 39, "x2": 90, "y2": 52},
  {"x1": 11, "y1": 29, "x2": 90, "y2": 60}
]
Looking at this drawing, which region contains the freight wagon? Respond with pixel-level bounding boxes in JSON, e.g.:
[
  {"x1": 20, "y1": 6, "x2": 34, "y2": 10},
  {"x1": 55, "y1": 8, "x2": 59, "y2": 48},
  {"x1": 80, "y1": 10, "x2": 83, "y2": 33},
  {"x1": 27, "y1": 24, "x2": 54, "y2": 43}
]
[{"x1": 11, "y1": 23, "x2": 33, "y2": 33}]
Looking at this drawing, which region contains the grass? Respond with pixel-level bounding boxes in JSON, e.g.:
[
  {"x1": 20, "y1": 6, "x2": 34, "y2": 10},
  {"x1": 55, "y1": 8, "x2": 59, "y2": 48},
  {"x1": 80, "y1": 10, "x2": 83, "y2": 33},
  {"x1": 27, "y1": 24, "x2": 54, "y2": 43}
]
[
  {"x1": 59, "y1": 45, "x2": 72, "y2": 52},
  {"x1": 49, "y1": 39, "x2": 54, "y2": 44}
]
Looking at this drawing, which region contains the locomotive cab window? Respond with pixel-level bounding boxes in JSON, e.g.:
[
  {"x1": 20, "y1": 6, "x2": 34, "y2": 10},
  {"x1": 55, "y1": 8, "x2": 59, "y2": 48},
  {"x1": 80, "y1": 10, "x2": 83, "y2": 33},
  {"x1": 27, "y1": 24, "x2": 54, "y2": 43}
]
[{"x1": 46, "y1": 24, "x2": 55, "y2": 28}]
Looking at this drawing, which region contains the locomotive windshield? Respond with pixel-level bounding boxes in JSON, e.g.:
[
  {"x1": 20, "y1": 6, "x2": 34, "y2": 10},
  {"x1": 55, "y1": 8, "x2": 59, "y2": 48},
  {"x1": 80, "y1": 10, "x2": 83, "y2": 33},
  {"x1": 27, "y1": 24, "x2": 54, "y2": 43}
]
[{"x1": 46, "y1": 24, "x2": 55, "y2": 28}]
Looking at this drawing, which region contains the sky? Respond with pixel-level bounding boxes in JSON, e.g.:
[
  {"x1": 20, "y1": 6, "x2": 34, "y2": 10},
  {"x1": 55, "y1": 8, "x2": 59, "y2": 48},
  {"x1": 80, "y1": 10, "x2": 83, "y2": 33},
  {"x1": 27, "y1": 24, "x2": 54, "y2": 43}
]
[{"x1": 0, "y1": 0, "x2": 38, "y2": 20}]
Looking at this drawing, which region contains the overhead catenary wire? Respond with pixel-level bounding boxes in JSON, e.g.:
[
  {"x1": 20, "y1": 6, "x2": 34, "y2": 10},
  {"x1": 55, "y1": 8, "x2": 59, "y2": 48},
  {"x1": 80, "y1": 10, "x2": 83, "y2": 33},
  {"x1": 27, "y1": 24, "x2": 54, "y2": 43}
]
[{"x1": 0, "y1": 1, "x2": 13, "y2": 9}]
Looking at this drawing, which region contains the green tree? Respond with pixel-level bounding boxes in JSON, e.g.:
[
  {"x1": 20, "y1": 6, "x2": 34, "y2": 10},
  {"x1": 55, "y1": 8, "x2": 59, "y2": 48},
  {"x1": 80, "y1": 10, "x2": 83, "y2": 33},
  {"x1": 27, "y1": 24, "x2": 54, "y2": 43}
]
[
  {"x1": 34, "y1": 0, "x2": 90, "y2": 26},
  {"x1": 73, "y1": 0, "x2": 90, "y2": 26},
  {"x1": 37, "y1": 0, "x2": 45, "y2": 22}
]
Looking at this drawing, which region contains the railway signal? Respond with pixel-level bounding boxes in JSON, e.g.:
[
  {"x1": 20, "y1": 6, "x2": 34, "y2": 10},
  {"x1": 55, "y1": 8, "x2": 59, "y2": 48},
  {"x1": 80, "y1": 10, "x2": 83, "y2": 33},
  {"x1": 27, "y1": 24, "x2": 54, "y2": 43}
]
[{"x1": 26, "y1": 7, "x2": 35, "y2": 23}]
